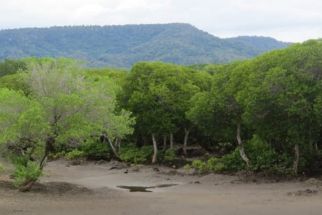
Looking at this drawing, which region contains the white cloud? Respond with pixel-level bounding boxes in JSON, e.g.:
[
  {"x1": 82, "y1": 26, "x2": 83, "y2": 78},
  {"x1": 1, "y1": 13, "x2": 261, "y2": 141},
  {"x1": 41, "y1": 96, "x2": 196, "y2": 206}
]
[{"x1": 0, "y1": 0, "x2": 321, "y2": 42}]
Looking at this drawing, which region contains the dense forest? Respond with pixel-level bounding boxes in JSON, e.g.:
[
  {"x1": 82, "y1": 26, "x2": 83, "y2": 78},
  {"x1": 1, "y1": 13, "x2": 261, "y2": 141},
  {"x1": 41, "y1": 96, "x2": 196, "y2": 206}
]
[
  {"x1": 1, "y1": 39, "x2": 322, "y2": 191},
  {"x1": 0, "y1": 24, "x2": 289, "y2": 67}
]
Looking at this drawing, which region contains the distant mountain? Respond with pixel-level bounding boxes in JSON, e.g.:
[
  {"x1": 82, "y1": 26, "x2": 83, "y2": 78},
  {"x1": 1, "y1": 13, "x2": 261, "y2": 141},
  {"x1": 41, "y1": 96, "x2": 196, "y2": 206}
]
[{"x1": 0, "y1": 23, "x2": 289, "y2": 68}]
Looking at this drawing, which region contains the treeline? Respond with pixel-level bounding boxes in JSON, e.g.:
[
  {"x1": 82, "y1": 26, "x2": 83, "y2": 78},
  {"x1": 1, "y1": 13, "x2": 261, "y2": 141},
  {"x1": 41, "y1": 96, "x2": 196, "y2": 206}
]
[
  {"x1": 119, "y1": 40, "x2": 322, "y2": 176},
  {"x1": 1, "y1": 40, "x2": 322, "y2": 191}
]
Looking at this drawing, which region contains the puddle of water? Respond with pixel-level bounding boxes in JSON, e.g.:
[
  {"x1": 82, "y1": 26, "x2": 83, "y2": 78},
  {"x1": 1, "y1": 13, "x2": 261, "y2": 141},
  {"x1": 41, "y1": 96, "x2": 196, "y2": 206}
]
[
  {"x1": 117, "y1": 184, "x2": 178, "y2": 192},
  {"x1": 153, "y1": 184, "x2": 178, "y2": 188},
  {"x1": 117, "y1": 186, "x2": 153, "y2": 192}
]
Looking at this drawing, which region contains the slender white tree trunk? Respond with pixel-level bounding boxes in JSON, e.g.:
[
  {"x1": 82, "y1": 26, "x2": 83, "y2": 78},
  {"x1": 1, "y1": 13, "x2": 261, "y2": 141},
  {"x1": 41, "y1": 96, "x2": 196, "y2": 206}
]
[
  {"x1": 170, "y1": 133, "x2": 174, "y2": 149},
  {"x1": 107, "y1": 137, "x2": 120, "y2": 159},
  {"x1": 236, "y1": 123, "x2": 250, "y2": 168},
  {"x1": 163, "y1": 135, "x2": 167, "y2": 150},
  {"x1": 152, "y1": 134, "x2": 158, "y2": 164},
  {"x1": 293, "y1": 144, "x2": 300, "y2": 175},
  {"x1": 117, "y1": 138, "x2": 121, "y2": 151},
  {"x1": 183, "y1": 128, "x2": 190, "y2": 156}
]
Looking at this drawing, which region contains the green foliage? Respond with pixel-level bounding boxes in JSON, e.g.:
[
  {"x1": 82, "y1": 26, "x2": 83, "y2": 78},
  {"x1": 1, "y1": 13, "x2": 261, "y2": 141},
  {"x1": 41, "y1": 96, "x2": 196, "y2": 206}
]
[
  {"x1": 189, "y1": 154, "x2": 244, "y2": 174},
  {"x1": 0, "y1": 59, "x2": 27, "y2": 77},
  {"x1": 50, "y1": 151, "x2": 66, "y2": 160},
  {"x1": 4, "y1": 38, "x2": 322, "y2": 179},
  {"x1": 189, "y1": 136, "x2": 293, "y2": 174},
  {"x1": 245, "y1": 136, "x2": 279, "y2": 171},
  {"x1": 0, "y1": 60, "x2": 134, "y2": 190},
  {"x1": 301, "y1": 150, "x2": 322, "y2": 175},
  {"x1": 0, "y1": 73, "x2": 30, "y2": 95},
  {"x1": 0, "y1": 88, "x2": 48, "y2": 159},
  {"x1": 119, "y1": 144, "x2": 153, "y2": 164},
  {"x1": 13, "y1": 161, "x2": 42, "y2": 188},
  {"x1": 163, "y1": 149, "x2": 176, "y2": 162},
  {"x1": 0, "y1": 163, "x2": 4, "y2": 173},
  {"x1": 218, "y1": 150, "x2": 245, "y2": 172},
  {"x1": 186, "y1": 40, "x2": 322, "y2": 175},
  {"x1": 81, "y1": 139, "x2": 111, "y2": 160},
  {"x1": 189, "y1": 152, "x2": 244, "y2": 174},
  {"x1": 65, "y1": 149, "x2": 85, "y2": 160},
  {"x1": 26, "y1": 59, "x2": 134, "y2": 148},
  {"x1": 121, "y1": 62, "x2": 207, "y2": 164},
  {"x1": 206, "y1": 158, "x2": 226, "y2": 172},
  {"x1": 191, "y1": 160, "x2": 208, "y2": 173}
]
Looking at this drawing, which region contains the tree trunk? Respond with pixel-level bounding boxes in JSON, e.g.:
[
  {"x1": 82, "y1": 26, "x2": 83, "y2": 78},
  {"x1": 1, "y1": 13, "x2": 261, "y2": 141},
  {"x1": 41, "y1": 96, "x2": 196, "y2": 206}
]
[
  {"x1": 293, "y1": 144, "x2": 300, "y2": 175},
  {"x1": 163, "y1": 135, "x2": 167, "y2": 150},
  {"x1": 101, "y1": 134, "x2": 121, "y2": 161},
  {"x1": 117, "y1": 139, "x2": 121, "y2": 151},
  {"x1": 170, "y1": 133, "x2": 174, "y2": 149},
  {"x1": 106, "y1": 137, "x2": 121, "y2": 161},
  {"x1": 39, "y1": 154, "x2": 47, "y2": 170},
  {"x1": 236, "y1": 123, "x2": 250, "y2": 168},
  {"x1": 19, "y1": 180, "x2": 36, "y2": 192},
  {"x1": 152, "y1": 134, "x2": 158, "y2": 164},
  {"x1": 27, "y1": 136, "x2": 55, "y2": 192},
  {"x1": 114, "y1": 138, "x2": 121, "y2": 151},
  {"x1": 183, "y1": 128, "x2": 190, "y2": 156},
  {"x1": 40, "y1": 136, "x2": 55, "y2": 170}
]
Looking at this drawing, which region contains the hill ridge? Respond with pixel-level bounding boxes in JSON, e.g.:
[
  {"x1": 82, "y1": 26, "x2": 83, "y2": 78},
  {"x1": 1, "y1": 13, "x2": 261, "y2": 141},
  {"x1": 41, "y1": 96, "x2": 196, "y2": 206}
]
[{"x1": 0, "y1": 23, "x2": 289, "y2": 67}]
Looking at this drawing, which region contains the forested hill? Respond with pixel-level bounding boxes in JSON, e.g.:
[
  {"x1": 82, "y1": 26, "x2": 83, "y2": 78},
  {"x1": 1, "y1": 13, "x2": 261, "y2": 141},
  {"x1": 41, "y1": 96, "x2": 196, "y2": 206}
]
[{"x1": 0, "y1": 23, "x2": 289, "y2": 67}]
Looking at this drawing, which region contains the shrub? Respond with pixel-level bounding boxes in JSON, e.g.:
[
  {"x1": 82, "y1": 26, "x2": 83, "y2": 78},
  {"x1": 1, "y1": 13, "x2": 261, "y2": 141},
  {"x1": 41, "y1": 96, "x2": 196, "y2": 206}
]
[
  {"x1": 13, "y1": 161, "x2": 42, "y2": 188},
  {"x1": 190, "y1": 157, "x2": 233, "y2": 173},
  {"x1": 206, "y1": 157, "x2": 226, "y2": 172},
  {"x1": 119, "y1": 144, "x2": 153, "y2": 164},
  {"x1": 297, "y1": 148, "x2": 322, "y2": 175},
  {"x1": 209, "y1": 136, "x2": 277, "y2": 172},
  {"x1": 50, "y1": 151, "x2": 66, "y2": 160},
  {"x1": 0, "y1": 163, "x2": 4, "y2": 173},
  {"x1": 189, "y1": 135, "x2": 293, "y2": 175},
  {"x1": 184, "y1": 163, "x2": 192, "y2": 171},
  {"x1": 219, "y1": 149, "x2": 245, "y2": 171},
  {"x1": 191, "y1": 160, "x2": 208, "y2": 173},
  {"x1": 164, "y1": 149, "x2": 176, "y2": 162},
  {"x1": 65, "y1": 149, "x2": 85, "y2": 160},
  {"x1": 245, "y1": 135, "x2": 278, "y2": 172},
  {"x1": 81, "y1": 139, "x2": 111, "y2": 160}
]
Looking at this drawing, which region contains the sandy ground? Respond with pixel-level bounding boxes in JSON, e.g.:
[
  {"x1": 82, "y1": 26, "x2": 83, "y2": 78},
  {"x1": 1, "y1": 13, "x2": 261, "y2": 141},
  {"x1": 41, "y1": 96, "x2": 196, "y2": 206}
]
[{"x1": 1, "y1": 160, "x2": 322, "y2": 215}]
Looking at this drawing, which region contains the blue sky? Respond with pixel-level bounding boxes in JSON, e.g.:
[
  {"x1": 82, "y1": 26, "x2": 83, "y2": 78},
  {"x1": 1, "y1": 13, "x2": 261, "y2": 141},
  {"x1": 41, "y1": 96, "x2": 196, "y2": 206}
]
[{"x1": 1, "y1": 0, "x2": 322, "y2": 42}]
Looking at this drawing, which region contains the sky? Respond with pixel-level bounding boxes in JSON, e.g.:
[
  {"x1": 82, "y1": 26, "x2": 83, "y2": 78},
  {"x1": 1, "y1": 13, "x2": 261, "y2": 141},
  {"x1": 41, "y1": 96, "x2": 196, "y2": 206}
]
[{"x1": 0, "y1": 0, "x2": 322, "y2": 42}]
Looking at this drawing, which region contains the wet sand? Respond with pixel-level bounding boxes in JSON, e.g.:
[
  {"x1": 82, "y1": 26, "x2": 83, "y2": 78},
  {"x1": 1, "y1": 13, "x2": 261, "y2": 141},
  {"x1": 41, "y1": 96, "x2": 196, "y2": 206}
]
[{"x1": 1, "y1": 160, "x2": 322, "y2": 215}]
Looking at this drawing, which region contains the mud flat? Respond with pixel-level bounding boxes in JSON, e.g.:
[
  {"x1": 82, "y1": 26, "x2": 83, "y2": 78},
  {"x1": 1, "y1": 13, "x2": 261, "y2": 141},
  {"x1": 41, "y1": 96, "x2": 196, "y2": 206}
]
[{"x1": 1, "y1": 160, "x2": 322, "y2": 215}]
